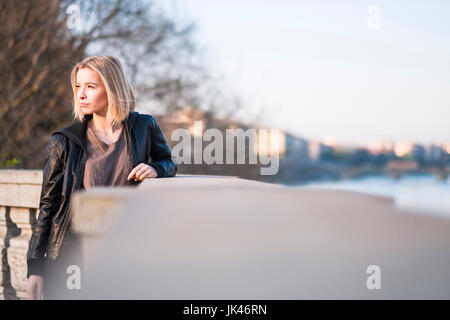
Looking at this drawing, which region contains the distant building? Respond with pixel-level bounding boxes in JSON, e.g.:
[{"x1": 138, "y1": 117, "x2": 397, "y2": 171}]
[
  {"x1": 368, "y1": 139, "x2": 395, "y2": 155},
  {"x1": 350, "y1": 148, "x2": 371, "y2": 166},
  {"x1": 282, "y1": 132, "x2": 309, "y2": 164},
  {"x1": 411, "y1": 145, "x2": 426, "y2": 166},
  {"x1": 308, "y1": 140, "x2": 332, "y2": 162},
  {"x1": 423, "y1": 145, "x2": 445, "y2": 165}
]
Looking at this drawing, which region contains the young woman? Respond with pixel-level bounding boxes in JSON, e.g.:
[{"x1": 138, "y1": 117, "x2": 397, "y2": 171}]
[{"x1": 26, "y1": 56, "x2": 177, "y2": 299}]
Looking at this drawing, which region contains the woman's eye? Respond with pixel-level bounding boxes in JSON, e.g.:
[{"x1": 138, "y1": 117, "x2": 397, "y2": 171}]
[{"x1": 88, "y1": 86, "x2": 94, "y2": 88}]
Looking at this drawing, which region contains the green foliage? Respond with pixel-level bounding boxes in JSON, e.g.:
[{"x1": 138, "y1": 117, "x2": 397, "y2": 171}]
[
  {"x1": 401, "y1": 153, "x2": 414, "y2": 161},
  {"x1": 0, "y1": 154, "x2": 22, "y2": 169},
  {"x1": 322, "y1": 149, "x2": 351, "y2": 161}
]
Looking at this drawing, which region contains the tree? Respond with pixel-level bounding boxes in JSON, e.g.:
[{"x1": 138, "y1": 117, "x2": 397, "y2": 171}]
[{"x1": 0, "y1": 0, "x2": 201, "y2": 168}]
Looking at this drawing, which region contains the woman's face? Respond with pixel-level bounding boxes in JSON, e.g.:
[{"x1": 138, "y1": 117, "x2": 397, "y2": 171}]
[{"x1": 75, "y1": 68, "x2": 108, "y2": 116}]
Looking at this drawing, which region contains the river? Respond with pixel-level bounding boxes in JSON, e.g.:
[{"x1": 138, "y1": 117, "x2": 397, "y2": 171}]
[{"x1": 292, "y1": 173, "x2": 450, "y2": 219}]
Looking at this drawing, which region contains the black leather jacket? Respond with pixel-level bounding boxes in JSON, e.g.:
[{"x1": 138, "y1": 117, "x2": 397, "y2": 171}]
[{"x1": 27, "y1": 111, "x2": 177, "y2": 277}]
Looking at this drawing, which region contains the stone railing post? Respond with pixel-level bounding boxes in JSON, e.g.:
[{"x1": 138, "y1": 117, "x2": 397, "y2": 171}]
[{"x1": 0, "y1": 170, "x2": 42, "y2": 300}]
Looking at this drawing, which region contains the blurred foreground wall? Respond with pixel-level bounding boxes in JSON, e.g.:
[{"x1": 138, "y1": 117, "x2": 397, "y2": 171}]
[
  {"x1": 72, "y1": 176, "x2": 450, "y2": 299},
  {"x1": 1, "y1": 171, "x2": 450, "y2": 299}
]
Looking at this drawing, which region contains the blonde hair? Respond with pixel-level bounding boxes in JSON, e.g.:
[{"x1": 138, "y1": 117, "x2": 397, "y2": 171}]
[{"x1": 71, "y1": 56, "x2": 135, "y2": 126}]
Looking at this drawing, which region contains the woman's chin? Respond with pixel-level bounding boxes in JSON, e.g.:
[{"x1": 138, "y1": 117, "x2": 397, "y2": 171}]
[{"x1": 81, "y1": 106, "x2": 92, "y2": 114}]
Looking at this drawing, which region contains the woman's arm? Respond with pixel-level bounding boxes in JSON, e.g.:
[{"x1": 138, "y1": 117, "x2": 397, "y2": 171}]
[
  {"x1": 146, "y1": 115, "x2": 177, "y2": 178},
  {"x1": 27, "y1": 133, "x2": 67, "y2": 278}
]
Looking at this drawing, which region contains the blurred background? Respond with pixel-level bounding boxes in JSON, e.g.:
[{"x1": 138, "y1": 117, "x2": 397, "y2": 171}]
[{"x1": 0, "y1": 0, "x2": 449, "y2": 216}]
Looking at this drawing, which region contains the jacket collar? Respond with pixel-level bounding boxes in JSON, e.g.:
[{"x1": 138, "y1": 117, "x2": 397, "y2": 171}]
[{"x1": 56, "y1": 111, "x2": 138, "y2": 150}]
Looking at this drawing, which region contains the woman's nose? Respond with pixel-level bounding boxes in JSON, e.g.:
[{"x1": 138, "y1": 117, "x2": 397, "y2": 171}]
[{"x1": 78, "y1": 89, "x2": 86, "y2": 99}]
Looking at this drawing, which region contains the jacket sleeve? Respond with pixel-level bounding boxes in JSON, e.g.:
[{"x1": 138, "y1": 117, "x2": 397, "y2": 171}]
[
  {"x1": 147, "y1": 116, "x2": 177, "y2": 178},
  {"x1": 27, "y1": 133, "x2": 67, "y2": 278}
]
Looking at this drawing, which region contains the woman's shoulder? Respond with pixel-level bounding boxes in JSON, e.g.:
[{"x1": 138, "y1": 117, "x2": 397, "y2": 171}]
[
  {"x1": 132, "y1": 111, "x2": 158, "y2": 128},
  {"x1": 133, "y1": 111, "x2": 155, "y2": 121},
  {"x1": 53, "y1": 119, "x2": 86, "y2": 147},
  {"x1": 45, "y1": 133, "x2": 69, "y2": 160}
]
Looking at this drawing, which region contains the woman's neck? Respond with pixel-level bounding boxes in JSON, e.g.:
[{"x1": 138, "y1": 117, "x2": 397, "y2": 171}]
[{"x1": 89, "y1": 112, "x2": 121, "y2": 135}]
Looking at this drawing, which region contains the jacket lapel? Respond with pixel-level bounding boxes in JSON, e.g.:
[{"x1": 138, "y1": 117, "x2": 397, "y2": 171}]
[{"x1": 56, "y1": 111, "x2": 138, "y2": 150}]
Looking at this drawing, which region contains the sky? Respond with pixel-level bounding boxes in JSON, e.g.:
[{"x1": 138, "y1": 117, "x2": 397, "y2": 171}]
[{"x1": 162, "y1": 0, "x2": 450, "y2": 146}]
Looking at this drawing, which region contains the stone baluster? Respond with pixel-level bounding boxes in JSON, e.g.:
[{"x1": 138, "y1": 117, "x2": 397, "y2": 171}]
[{"x1": 0, "y1": 170, "x2": 42, "y2": 300}]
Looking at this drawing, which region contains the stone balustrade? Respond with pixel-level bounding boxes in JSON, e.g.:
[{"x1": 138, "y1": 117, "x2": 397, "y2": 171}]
[{"x1": 0, "y1": 170, "x2": 42, "y2": 299}]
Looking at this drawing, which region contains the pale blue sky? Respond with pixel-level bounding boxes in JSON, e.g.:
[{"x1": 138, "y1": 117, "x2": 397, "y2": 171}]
[{"x1": 165, "y1": 0, "x2": 450, "y2": 146}]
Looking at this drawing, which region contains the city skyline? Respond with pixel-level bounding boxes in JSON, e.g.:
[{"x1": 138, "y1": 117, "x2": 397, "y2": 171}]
[{"x1": 166, "y1": 0, "x2": 450, "y2": 146}]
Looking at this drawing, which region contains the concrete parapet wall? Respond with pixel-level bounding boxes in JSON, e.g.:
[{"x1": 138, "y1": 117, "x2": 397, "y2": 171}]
[{"x1": 73, "y1": 175, "x2": 450, "y2": 299}]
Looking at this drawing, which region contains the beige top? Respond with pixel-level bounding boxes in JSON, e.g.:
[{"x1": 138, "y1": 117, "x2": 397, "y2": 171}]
[{"x1": 83, "y1": 124, "x2": 134, "y2": 189}]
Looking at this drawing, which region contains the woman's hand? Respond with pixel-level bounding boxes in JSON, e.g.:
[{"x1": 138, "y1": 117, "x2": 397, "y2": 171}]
[
  {"x1": 27, "y1": 275, "x2": 44, "y2": 300},
  {"x1": 127, "y1": 163, "x2": 158, "y2": 182}
]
